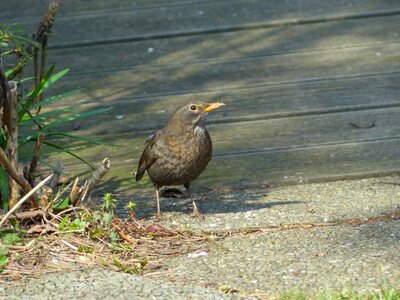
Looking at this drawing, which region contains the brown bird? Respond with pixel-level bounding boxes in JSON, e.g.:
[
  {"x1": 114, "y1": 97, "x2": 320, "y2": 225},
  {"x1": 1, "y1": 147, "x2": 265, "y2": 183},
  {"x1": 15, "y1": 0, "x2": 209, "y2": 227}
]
[{"x1": 135, "y1": 102, "x2": 225, "y2": 218}]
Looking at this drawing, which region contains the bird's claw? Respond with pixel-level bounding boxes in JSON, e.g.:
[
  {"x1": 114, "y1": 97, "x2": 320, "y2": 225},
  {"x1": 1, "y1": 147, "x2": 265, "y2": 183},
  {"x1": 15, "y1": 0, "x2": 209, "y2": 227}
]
[{"x1": 191, "y1": 208, "x2": 202, "y2": 218}]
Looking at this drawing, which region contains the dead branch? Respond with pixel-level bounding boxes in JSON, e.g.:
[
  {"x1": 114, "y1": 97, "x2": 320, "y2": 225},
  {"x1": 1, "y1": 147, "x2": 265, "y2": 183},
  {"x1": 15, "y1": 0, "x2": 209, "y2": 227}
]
[
  {"x1": 28, "y1": 132, "x2": 45, "y2": 186},
  {"x1": 5, "y1": 81, "x2": 19, "y2": 207},
  {"x1": 60, "y1": 239, "x2": 78, "y2": 251},
  {"x1": 11, "y1": 209, "x2": 45, "y2": 221},
  {"x1": 0, "y1": 174, "x2": 53, "y2": 227},
  {"x1": 33, "y1": 1, "x2": 59, "y2": 110},
  {"x1": 0, "y1": 148, "x2": 33, "y2": 200},
  {"x1": 79, "y1": 158, "x2": 111, "y2": 204},
  {"x1": 49, "y1": 161, "x2": 63, "y2": 191},
  {"x1": 69, "y1": 177, "x2": 80, "y2": 206},
  {"x1": 40, "y1": 185, "x2": 53, "y2": 208},
  {"x1": 0, "y1": 64, "x2": 9, "y2": 94},
  {"x1": 112, "y1": 221, "x2": 137, "y2": 245},
  {"x1": 0, "y1": 66, "x2": 9, "y2": 128},
  {"x1": 0, "y1": 239, "x2": 36, "y2": 250},
  {"x1": 0, "y1": 72, "x2": 22, "y2": 206},
  {"x1": 34, "y1": 1, "x2": 59, "y2": 46}
]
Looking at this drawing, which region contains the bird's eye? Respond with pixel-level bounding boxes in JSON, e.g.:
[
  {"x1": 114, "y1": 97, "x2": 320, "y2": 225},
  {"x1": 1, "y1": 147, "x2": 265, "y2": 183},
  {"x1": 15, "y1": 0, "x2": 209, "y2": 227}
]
[{"x1": 190, "y1": 105, "x2": 197, "y2": 111}]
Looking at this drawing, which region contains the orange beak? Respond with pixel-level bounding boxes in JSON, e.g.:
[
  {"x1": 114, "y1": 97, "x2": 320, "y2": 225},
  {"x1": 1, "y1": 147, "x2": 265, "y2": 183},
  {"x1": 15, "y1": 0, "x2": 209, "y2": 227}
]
[{"x1": 203, "y1": 102, "x2": 225, "y2": 112}]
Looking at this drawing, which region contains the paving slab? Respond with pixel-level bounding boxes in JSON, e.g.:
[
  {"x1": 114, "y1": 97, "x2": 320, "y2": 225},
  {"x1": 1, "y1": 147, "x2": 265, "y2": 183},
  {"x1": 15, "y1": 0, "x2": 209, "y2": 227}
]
[
  {"x1": 118, "y1": 176, "x2": 400, "y2": 232},
  {"x1": 154, "y1": 219, "x2": 400, "y2": 298},
  {"x1": 0, "y1": 268, "x2": 233, "y2": 300},
  {"x1": 1, "y1": 176, "x2": 400, "y2": 299}
]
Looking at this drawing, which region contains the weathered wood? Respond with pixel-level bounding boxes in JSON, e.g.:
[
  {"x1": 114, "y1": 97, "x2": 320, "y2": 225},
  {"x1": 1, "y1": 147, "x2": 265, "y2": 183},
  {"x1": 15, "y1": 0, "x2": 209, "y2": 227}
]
[
  {"x1": 0, "y1": 0, "x2": 177, "y2": 18},
  {"x1": 4, "y1": 1, "x2": 400, "y2": 48},
  {"x1": 51, "y1": 106, "x2": 400, "y2": 160},
  {"x1": 41, "y1": 41, "x2": 400, "y2": 120},
  {"x1": 50, "y1": 134, "x2": 400, "y2": 192},
  {"x1": 44, "y1": 15, "x2": 400, "y2": 75},
  {"x1": 45, "y1": 72, "x2": 399, "y2": 137},
  {"x1": 5, "y1": 0, "x2": 400, "y2": 194}
]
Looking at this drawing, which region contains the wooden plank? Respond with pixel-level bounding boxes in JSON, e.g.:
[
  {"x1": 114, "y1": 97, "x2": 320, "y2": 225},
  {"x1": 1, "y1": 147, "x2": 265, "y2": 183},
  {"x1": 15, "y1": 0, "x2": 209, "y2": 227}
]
[
  {"x1": 4, "y1": 0, "x2": 400, "y2": 48},
  {"x1": 51, "y1": 72, "x2": 400, "y2": 137},
  {"x1": 204, "y1": 137, "x2": 400, "y2": 187},
  {"x1": 45, "y1": 134, "x2": 400, "y2": 193},
  {"x1": 44, "y1": 15, "x2": 400, "y2": 75},
  {"x1": 44, "y1": 106, "x2": 400, "y2": 161},
  {"x1": 0, "y1": 1, "x2": 217, "y2": 19},
  {"x1": 43, "y1": 41, "x2": 400, "y2": 109}
]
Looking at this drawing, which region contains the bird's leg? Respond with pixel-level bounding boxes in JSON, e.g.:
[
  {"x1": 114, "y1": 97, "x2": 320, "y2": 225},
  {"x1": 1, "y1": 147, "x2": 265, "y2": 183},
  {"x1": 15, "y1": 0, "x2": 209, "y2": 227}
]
[
  {"x1": 184, "y1": 183, "x2": 201, "y2": 216},
  {"x1": 155, "y1": 187, "x2": 162, "y2": 219}
]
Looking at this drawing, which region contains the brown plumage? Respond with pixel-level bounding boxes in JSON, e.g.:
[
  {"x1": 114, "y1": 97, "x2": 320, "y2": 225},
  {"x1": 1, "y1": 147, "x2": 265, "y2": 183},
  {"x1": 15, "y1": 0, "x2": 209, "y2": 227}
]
[{"x1": 135, "y1": 102, "x2": 225, "y2": 217}]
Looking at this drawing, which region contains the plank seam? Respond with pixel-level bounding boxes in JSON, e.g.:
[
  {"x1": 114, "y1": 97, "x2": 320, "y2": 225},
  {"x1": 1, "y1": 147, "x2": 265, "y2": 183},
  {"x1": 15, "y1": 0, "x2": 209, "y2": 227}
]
[
  {"x1": 69, "y1": 69, "x2": 400, "y2": 103},
  {"x1": 62, "y1": 41, "x2": 400, "y2": 77},
  {"x1": 213, "y1": 135, "x2": 400, "y2": 159},
  {"x1": 47, "y1": 9, "x2": 400, "y2": 50}
]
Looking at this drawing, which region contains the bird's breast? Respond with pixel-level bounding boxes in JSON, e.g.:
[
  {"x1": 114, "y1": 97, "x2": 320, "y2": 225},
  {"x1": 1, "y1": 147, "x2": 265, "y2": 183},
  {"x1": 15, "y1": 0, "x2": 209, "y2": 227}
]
[{"x1": 147, "y1": 127, "x2": 212, "y2": 186}]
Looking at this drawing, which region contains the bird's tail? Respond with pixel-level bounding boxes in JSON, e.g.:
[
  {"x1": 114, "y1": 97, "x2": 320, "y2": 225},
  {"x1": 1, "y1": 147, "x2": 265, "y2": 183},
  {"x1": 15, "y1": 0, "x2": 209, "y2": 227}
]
[{"x1": 135, "y1": 169, "x2": 145, "y2": 181}]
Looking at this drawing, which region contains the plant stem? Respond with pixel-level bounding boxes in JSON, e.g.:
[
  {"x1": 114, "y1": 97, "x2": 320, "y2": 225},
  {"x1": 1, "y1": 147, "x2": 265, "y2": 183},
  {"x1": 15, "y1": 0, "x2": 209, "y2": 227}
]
[{"x1": 0, "y1": 174, "x2": 52, "y2": 227}]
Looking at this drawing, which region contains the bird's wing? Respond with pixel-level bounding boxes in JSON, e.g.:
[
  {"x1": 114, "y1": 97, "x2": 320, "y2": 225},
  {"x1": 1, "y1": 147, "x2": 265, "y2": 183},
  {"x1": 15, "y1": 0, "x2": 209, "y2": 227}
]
[{"x1": 135, "y1": 132, "x2": 159, "y2": 181}]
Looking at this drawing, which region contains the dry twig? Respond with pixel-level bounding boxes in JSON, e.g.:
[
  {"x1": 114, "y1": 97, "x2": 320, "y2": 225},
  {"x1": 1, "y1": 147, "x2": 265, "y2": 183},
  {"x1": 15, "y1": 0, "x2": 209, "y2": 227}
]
[
  {"x1": 0, "y1": 174, "x2": 53, "y2": 227},
  {"x1": 0, "y1": 148, "x2": 34, "y2": 202},
  {"x1": 80, "y1": 158, "x2": 111, "y2": 204},
  {"x1": 49, "y1": 161, "x2": 63, "y2": 191}
]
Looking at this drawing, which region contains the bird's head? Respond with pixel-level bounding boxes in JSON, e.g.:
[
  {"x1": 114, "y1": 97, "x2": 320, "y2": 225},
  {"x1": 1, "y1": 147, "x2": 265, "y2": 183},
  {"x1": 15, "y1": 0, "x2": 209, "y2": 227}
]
[{"x1": 167, "y1": 102, "x2": 225, "y2": 128}]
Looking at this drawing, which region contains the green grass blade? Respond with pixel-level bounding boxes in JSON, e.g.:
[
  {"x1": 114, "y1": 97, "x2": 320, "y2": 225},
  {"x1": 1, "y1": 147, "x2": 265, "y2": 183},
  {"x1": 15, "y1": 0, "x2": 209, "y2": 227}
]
[
  {"x1": 38, "y1": 159, "x2": 69, "y2": 177},
  {"x1": 42, "y1": 107, "x2": 113, "y2": 130},
  {"x1": 20, "y1": 148, "x2": 77, "y2": 160},
  {"x1": 45, "y1": 133, "x2": 107, "y2": 145},
  {"x1": 43, "y1": 141, "x2": 95, "y2": 169},
  {"x1": 43, "y1": 68, "x2": 69, "y2": 89},
  {"x1": 18, "y1": 133, "x2": 40, "y2": 148},
  {"x1": 19, "y1": 65, "x2": 56, "y2": 119},
  {"x1": 28, "y1": 89, "x2": 83, "y2": 111},
  {"x1": 0, "y1": 166, "x2": 9, "y2": 212},
  {"x1": 19, "y1": 108, "x2": 75, "y2": 126}
]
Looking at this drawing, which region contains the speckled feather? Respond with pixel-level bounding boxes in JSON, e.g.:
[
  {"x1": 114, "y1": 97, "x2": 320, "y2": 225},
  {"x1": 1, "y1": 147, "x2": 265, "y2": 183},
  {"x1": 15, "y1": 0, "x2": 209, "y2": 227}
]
[{"x1": 135, "y1": 103, "x2": 215, "y2": 188}]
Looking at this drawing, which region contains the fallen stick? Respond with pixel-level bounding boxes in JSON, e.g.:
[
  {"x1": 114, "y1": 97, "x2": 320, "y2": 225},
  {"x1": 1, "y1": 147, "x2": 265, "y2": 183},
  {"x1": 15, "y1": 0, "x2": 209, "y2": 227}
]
[
  {"x1": 0, "y1": 148, "x2": 33, "y2": 198},
  {"x1": 49, "y1": 161, "x2": 63, "y2": 191},
  {"x1": 0, "y1": 239, "x2": 36, "y2": 251},
  {"x1": 0, "y1": 174, "x2": 53, "y2": 227},
  {"x1": 79, "y1": 158, "x2": 111, "y2": 203}
]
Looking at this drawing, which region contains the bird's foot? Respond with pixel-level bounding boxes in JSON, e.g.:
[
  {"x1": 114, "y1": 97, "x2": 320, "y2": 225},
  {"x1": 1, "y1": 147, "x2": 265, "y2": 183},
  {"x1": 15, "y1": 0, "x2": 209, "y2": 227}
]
[
  {"x1": 191, "y1": 207, "x2": 202, "y2": 218},
  {"x1": 151, "y1": 213, "x2": 162, "y2": 222}
]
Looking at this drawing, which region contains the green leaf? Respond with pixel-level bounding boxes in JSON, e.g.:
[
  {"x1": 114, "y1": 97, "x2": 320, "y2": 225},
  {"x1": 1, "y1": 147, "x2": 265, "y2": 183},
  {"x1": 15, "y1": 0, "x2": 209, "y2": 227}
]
[
  {"x1": 53, "y1": 196, "x2": 70, "y2": 210},
  {"x1": 57, "y1": 216, "x2": 70, "y2": 230},
  {"x1": 19, "y1": 108, "x2": 75, "y2": 126},
  {"x1": 0, "y1": 166, "x2": 9, "y2": 212},
  {"x1": 89, "y1": 228, "x2": 105, "y2": 239},
  {"x1": 0, "y1": 251, "x2": 8, "y2": 271},
  {"x1": 68, "y1": 219, "x2": 87, "y2": 231},
  {"x1": 20, "y1": 147, "x2": 79, "y2": 160},
  {"x1": 42, "y1": 142, "x2": 95, "y2": 169},
  {"x1": 77, "y1": 246, "x2": 95, "y2": 254},
  {"x1": 43, "y1": 68, "x2": 69, "y2": 89},
  {"x1": 38, "y1": 159, "x2": 70, "y2": 176},
  {"x1": 0, "y1": 246, "x2": 8, "y2": 256},
  {"x1": 1, "y1": 232, "x2": 24, "y2": 245},
  {"x1": 42, "y1": 107, "x2": 113, "y2": 131},
  {"x1": 11, "y1": 35, "x2": 40, "y2": 48},
  {"x1": 45, "y1": 133, "x2": 106, "y2": 145},
  {"x1": 20, "y1": 65, "x2": 56, "y2": 118},
  {"x1": 17, "y1": 132, "x2": 40, "y2": 149},
  {"x1": 28, "y1": 88, "x2": 83, "y2": 111}
]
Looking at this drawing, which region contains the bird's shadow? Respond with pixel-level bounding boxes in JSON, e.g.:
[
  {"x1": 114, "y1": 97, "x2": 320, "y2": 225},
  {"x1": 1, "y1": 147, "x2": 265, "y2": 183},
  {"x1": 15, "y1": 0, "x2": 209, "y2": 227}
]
[{"x1": 115, "y1": 187, "x2": 303, "y2": 219}]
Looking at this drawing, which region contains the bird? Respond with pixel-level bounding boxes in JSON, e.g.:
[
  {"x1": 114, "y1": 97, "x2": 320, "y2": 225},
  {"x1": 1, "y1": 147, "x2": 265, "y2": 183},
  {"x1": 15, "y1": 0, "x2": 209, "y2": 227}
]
[{"x1": 135, "y1": 102, "x2": 225, "y2": 218}]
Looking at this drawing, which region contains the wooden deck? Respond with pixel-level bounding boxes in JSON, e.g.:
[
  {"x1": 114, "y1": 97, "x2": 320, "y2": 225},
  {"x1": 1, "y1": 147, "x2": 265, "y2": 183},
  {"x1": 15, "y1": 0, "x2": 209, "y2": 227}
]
[{"x1": 3, "y1": 1, "x2": 400, "y2": 194}]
